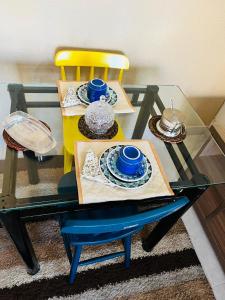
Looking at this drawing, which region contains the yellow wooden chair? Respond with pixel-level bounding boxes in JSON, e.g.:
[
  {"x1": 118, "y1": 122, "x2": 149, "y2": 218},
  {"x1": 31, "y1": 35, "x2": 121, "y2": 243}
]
[
  {"x1": 55, "y1": 50, "x2": 129, "y2": 82},
  {"x1": 55, "y1": 50, "x2": 129, "y2": 173}
]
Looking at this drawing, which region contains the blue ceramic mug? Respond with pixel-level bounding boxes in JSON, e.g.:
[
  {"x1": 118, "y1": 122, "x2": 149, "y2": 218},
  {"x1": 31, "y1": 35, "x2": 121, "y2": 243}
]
[
  {"x1": 116, "y1": 146, "x2": 144, "y2": 176},
  {"x1": 87, "y1": 78, "x2": 107, "y2": 102}
]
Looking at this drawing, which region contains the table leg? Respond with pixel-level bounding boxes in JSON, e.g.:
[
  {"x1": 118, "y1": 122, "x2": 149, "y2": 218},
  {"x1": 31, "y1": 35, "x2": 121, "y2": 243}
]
[
  {"x1": 142, "y1": 204, "x2": 188, "y2": 251},
  {"x1": 142, "y1": 186, "x2": 207, "y2": 252},
  {"x1": 23, "y1": 151, "x2": 40, "y2": 184},
  {"x1": 0, "y1": 211, "x2": 40, "y2": 275}
]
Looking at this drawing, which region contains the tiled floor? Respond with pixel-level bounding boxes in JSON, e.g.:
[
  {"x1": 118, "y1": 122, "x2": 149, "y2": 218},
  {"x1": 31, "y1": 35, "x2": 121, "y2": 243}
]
[{"x1": 182, "y1": 207, "x2": 225, "y2": 300}]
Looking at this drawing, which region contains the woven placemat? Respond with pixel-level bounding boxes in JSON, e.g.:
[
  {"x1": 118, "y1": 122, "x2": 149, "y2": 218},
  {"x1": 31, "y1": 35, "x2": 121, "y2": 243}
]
[
  {"x1": 2, "y1": 121, "x2": 51, "y2": 151},
  {"x1": 78, "y1": 115, "x2": 118, "y2": 140},
  {"x1": 149, "y1": 115, "x2": 186, "y2": 144}
]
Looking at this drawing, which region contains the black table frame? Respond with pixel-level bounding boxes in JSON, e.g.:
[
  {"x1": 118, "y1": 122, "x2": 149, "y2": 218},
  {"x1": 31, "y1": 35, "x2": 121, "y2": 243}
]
[{"x1": 0, "y1": 84, "x2": 208, "y2": 275}]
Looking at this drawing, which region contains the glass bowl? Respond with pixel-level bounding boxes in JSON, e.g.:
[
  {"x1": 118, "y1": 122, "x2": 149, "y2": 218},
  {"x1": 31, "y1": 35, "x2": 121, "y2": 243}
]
[{"x1": 84, "y1": 100, "x2": 115, "y2": 135}]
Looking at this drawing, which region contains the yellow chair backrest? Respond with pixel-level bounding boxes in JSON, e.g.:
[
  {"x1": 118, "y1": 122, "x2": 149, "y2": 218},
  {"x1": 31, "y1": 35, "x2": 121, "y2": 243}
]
[{"x1": 55, "y1": 50, "x2": 129, "y2": 82}]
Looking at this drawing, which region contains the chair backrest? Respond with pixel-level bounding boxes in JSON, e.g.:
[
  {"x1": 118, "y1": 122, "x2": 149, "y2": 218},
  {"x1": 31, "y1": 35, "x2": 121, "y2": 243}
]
[
  {"x1": 54, "y1": 50, "x2": 129, "y2": 82},
  {"x1": 61, "y1": 196, "x2": 189, "y2": 235}
]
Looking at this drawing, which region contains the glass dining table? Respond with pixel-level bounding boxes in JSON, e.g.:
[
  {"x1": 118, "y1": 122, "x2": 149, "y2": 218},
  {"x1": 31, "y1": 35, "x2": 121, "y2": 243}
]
[{"x1": 0, "y1": 82, "x2": 225, "y2": 275}]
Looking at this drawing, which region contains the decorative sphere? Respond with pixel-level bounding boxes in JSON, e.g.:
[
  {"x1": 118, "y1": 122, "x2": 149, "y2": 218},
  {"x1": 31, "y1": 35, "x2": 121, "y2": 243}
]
[{"x1": 85, "y1": 100, "x2": 114, "y2": 135}]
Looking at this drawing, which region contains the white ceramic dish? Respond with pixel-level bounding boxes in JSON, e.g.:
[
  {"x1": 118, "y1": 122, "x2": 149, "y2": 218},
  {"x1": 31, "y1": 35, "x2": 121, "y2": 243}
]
[{"x1": 2, "y1": 111, "x2": 56, "y2": 154}]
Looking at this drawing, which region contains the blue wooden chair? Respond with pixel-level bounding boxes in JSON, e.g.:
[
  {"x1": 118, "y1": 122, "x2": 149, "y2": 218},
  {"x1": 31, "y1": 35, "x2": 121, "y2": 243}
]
[{"x1": 59, "y1": 196, "x2": 189, "y2": 284}]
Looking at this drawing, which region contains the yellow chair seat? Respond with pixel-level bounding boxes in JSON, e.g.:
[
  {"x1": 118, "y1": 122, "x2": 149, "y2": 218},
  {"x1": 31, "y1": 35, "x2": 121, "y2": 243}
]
[{"x1": 63, "y1": 116, "x2": 125, "y2": 173}]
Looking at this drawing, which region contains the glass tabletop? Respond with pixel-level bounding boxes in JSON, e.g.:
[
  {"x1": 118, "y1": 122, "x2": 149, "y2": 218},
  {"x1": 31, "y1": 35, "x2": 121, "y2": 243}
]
[{"x1": 0, "y1": 82, "x2": 225, "y2": 211}]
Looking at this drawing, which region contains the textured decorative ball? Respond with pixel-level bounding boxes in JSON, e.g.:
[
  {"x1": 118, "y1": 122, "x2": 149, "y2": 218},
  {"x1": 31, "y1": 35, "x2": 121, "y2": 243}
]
[{"x1": 85, "y1": 100, "x2": 115, "y2": 135}]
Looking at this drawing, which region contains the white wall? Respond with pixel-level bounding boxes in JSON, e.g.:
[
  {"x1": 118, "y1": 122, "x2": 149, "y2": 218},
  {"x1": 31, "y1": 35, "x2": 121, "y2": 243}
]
[{"x1": 0, "y1": 0, "x2": 225, "y2": 121}]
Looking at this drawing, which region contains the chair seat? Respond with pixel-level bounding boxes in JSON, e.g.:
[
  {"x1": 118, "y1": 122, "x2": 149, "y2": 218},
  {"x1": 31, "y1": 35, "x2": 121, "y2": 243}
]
[
  {"x1": 68, "y1": 226, "x2": 142, "y2": 246},
  {"x1": 59, "y1": 196, "x2": 189, "y2": 284}
]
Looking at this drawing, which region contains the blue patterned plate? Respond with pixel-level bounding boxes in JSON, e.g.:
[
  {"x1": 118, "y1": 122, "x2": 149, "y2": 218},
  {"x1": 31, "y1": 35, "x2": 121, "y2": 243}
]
[
  {"x1": 76, "y1": 83, "x2": 118, "y2": 106},
  {"x1": 99, "y1": 146, "x2": 152, "y2": 189},
  {"x1": 106, "y1": 145, "x2": 149, "y2": 182}
]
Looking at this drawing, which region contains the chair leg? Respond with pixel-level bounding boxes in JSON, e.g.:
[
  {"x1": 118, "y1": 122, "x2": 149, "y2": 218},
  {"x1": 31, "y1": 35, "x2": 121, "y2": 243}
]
[
  {"x1": 123, "y1": 235, "x2": 132, "y2": 269},
  {"x1": 64, "y1": 147, "x2": 73, "y2": 174},
  {"x1": 69, "y1": 245, "x2": 82, "y2": 284},
  {"x1": 62, "y1": 234, "x2": 73, "y2": 264}
]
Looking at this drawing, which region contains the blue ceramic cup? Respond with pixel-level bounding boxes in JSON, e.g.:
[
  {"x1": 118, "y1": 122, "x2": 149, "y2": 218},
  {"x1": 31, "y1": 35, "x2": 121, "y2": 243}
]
[
  {"x1": 116, "y1": 146, "x2": 144, "y2": 176},
  {"x1": 87, "y1": 78, "x2": 107, "y2": 102}
]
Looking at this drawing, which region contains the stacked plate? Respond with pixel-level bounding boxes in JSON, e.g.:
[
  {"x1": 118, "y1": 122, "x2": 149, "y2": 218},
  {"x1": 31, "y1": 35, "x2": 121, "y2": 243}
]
[
  {"x1": 76, "y1": 83, "x2": 118, "y2": 106},
  {"x1": 99, "y1": 145, "x2": 152, "y2": 189}
]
